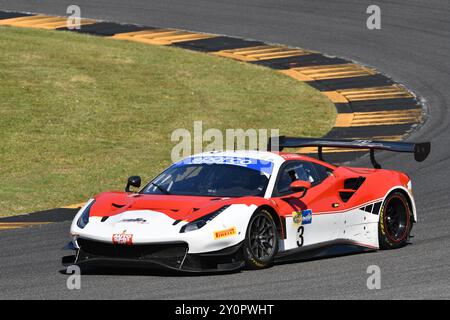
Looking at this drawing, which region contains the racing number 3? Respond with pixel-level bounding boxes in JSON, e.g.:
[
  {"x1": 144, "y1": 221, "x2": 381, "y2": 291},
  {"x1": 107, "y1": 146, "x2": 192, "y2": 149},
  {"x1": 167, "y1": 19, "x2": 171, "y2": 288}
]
[{"x1": 296, "y1": 226, "x2": 304, "y2": 247}]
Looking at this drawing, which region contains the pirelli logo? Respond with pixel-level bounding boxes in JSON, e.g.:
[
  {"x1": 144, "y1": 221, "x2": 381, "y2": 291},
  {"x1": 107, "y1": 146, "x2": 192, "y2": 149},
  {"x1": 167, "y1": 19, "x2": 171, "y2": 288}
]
[{"x1": 214, "y1": 227, "x2": 237, "y2": 240}]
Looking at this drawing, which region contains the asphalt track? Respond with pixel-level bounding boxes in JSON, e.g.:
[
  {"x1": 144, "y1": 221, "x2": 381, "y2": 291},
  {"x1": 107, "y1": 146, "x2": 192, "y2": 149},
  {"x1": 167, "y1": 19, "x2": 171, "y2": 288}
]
[{"x1": 0, "y1": 0, "x2": 449, "y2": 299}]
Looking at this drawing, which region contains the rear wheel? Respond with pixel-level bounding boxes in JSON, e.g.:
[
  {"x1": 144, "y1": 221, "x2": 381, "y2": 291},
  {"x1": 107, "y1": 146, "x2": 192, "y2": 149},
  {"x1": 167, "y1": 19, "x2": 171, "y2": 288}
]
[
  {"x1": 379, "y1": 191, "x2": 411, "y2": 249},
  {"x1": 243, "y1": 209, "x2": 278, "y2": 269}
]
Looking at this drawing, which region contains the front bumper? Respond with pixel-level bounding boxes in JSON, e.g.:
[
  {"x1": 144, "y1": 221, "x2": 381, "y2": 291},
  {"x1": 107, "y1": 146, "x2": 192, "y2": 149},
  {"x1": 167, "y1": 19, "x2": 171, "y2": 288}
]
[{"x1": 62, "y1": 238, "x2": 244, "y2": 273}]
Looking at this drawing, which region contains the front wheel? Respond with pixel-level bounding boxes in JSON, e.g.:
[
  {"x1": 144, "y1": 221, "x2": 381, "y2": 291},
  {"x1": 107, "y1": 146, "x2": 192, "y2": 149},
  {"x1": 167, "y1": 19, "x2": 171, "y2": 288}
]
[
  {"x1": 379, "y1": 191, "x2": 412, "y2": 249},
  {"x1": 243, "y1": 209, "x2": 278, "y2": 269}
]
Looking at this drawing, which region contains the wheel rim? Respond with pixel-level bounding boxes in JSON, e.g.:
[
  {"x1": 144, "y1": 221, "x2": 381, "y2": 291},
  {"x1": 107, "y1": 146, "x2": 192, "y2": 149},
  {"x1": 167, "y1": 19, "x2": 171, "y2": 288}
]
[
  {"x1": 384, "y1": 196, "x2": 408, "y2": 242},
  {"x1": 249, "y1": 215, "x2": 275, "y2": 260}
]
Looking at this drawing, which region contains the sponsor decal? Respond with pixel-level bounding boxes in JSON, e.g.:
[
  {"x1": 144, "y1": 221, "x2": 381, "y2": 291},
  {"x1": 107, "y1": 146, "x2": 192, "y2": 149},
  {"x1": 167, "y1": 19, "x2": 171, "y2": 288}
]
[
  {"x1": 301, "y1": 209, "x2": 312, "y2": 225},
  {"x1": 292, "y1": 211, "x2": 302, "y2": 224},
  {"x1": 112, "y1": 232, "x2": 133, "y2": 245},
  {"x1": 173, "y1": 156, "x2": 274, "y2": 175},
  {"x1": 214, "y1": 227, "x2": 237, "y2": 240},
  {"x1": 119, "y1": 218, "x2": 147, "y2": 224},
  {"x1": 292, "y1": 210, "x2": 312, "y2": 225}
]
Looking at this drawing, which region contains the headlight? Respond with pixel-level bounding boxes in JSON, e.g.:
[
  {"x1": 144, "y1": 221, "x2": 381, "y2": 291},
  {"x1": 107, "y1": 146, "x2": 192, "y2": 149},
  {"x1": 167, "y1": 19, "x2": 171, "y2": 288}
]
[
  {"x1": 180, "y1": 205, "x2": 230, "y2": 233},
  {"x1": 77, "y1": 200, "x2": 95, "y2": 229}
]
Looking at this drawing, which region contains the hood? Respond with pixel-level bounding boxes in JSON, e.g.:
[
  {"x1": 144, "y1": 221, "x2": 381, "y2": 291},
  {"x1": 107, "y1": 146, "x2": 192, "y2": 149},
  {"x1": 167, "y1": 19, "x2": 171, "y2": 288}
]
[{"x1": 89, "y1": 192, "x2": 236, "y2": 222}]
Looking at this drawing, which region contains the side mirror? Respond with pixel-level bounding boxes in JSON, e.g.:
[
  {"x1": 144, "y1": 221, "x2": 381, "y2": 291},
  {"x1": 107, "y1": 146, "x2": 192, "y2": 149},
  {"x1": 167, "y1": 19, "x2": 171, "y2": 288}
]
[
  {"x1": 125, "y1": 176, "x2": 141, "y2": 192},
  {"x1": 290, "y1": 180, "x2": 311, "y2": 198}
]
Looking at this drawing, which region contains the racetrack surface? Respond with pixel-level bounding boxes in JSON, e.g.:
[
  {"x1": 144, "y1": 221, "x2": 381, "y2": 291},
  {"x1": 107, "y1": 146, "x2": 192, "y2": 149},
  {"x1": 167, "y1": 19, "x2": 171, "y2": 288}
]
[{"x1": 0, "y1": 0, "x2": 449, "y2": 299}]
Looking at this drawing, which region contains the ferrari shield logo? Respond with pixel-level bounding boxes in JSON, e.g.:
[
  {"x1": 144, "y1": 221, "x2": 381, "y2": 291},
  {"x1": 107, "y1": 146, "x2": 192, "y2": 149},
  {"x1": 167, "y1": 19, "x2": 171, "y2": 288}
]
[{"x1": 292, "y1": 211, "x2": 302, "y2": 224}]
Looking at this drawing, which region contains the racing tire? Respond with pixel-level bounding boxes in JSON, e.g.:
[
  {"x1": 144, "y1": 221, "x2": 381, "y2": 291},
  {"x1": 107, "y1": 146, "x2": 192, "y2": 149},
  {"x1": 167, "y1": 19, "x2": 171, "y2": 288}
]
[
  {"x1": 243, "y1": 209, "x2": 278, "y2": 269},
  {"x1": 379, "y1": 191, "x2": 412, "y2": 249}
]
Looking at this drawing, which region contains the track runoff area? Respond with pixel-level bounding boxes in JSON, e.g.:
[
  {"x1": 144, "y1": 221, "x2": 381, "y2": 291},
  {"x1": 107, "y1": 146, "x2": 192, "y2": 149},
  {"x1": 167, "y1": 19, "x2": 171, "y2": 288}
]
[{"x1": 0, "y1": 10, "x2": 425, "y2": 232}]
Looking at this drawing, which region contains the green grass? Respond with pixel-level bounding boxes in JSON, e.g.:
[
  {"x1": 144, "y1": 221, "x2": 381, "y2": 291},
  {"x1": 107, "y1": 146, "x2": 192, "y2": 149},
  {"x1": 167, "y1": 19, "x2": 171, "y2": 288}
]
[{"x1": 0, "y1": 26, "x2": 336, "y2": 215}]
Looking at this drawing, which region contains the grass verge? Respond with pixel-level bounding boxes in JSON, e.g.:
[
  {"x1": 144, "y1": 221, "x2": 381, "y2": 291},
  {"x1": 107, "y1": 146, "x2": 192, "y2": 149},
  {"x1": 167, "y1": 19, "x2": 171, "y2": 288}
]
[{"x1": 0, "y1": 26, "x2": 336, "y2": 215}]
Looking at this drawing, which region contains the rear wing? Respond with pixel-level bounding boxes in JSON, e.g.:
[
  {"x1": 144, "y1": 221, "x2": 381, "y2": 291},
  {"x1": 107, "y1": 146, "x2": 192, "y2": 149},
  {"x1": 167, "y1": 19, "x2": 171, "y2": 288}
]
[{"x1": 267, "y1": 136, "x2": 431, "y2": 168}]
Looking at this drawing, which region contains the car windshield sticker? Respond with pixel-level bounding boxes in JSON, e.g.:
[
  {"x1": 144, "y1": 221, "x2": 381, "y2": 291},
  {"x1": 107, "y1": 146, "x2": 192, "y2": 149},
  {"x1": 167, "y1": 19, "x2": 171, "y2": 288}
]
[{"x1": 173, "y1": 156, "x2": 274, "y2": 175}]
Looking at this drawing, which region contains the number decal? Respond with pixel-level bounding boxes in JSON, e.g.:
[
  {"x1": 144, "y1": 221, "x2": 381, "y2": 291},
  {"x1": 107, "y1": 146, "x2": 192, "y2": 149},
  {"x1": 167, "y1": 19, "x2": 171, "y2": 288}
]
[{"x1": 296, "y1": 226, "x2": 304, "y2": 247}]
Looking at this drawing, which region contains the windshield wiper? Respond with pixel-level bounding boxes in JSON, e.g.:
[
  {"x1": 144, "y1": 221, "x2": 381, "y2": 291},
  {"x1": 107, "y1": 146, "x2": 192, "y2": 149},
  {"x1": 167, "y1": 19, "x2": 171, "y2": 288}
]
[{"x1": 150, "y1": 182, "x2": 170, "y2": 194}]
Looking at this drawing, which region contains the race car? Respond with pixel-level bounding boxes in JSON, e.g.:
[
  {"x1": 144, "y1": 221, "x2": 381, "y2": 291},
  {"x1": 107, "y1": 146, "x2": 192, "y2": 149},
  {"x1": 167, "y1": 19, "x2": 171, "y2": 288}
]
[{"x1": 62, "y1": 137, "x2": 430, "y2": 272}]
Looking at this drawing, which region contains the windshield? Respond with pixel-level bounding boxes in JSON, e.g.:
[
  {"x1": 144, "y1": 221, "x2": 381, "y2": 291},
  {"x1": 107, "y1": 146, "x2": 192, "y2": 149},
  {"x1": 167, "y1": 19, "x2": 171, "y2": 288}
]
[{"x1": 142, "y1": 157, "x2": 273, "y2": 197}]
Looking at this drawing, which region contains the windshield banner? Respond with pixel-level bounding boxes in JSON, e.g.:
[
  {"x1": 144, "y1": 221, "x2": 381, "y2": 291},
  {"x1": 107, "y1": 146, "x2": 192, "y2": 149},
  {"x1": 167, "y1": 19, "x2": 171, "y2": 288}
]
[{"x1": 173, "y1": 156, "x2": 274, "y2": 175}]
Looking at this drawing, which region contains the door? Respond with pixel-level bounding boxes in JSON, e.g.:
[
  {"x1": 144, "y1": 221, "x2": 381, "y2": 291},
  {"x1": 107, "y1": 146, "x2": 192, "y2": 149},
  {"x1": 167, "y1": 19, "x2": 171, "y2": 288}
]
[{"x1": 271, "y1": 160, "x2": 345, "y2": 251}]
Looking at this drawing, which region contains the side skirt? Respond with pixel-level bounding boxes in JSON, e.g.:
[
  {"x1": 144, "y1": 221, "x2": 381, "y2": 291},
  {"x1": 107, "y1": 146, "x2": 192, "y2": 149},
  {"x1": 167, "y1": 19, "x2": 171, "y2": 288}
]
[{"x1": 275, "y1": 239, "x2": 377, "y2": 263}]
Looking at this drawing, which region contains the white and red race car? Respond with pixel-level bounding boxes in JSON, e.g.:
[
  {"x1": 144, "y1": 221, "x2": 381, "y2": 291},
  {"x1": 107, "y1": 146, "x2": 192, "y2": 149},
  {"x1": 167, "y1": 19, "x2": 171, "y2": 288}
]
[{"x1": 63, "y1": 137, "x2": 430, "y2": 272}]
